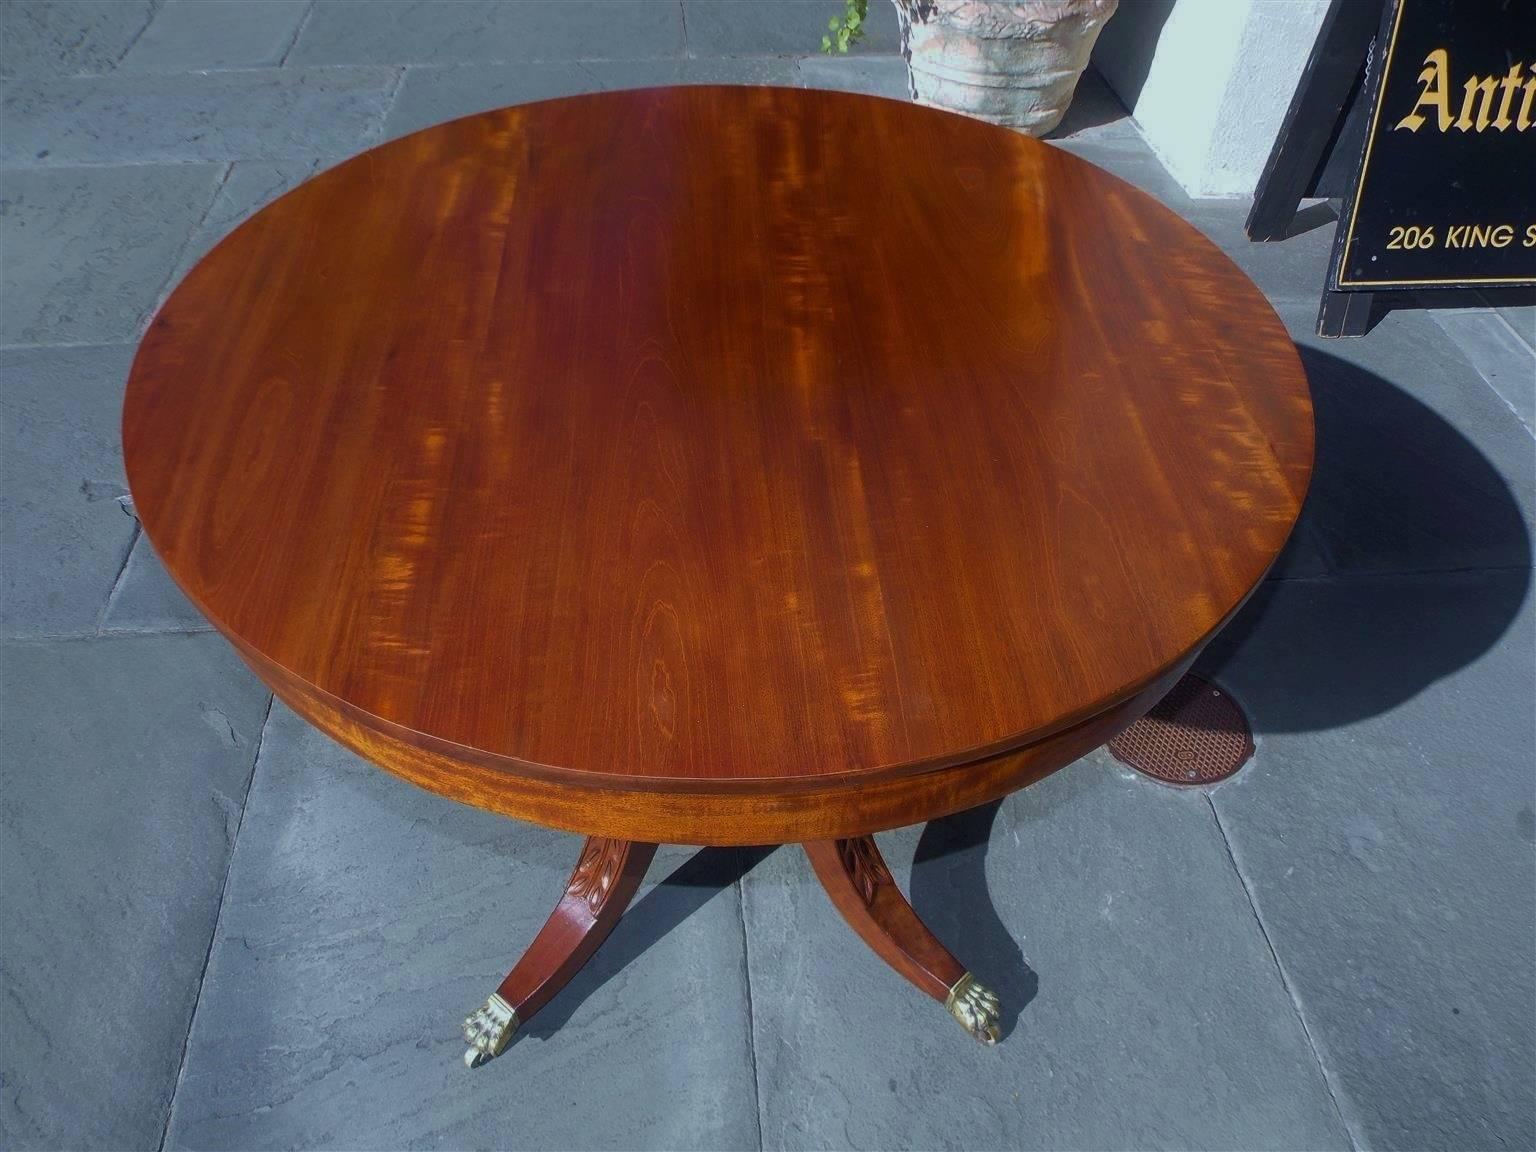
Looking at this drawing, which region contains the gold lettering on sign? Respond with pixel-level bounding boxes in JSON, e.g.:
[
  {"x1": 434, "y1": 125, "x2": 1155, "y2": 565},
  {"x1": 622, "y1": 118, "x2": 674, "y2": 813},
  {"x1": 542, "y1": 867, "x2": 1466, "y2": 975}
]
[
  {"x1": 1396, "y1": 48, "x2": 1452, "y2": 131},
  {"x1": 1436, "y1": 221, "x2": 1531, "y2": 249},
  {"x1": 1396, "y1": 52, "x2": 1535, "y2": 133},
  {"x1": 1459, "y1": 73, "x2": 1499, "y2": 131},
  {"x1": 1495, "y1": 64, "x2": 1524, "y2": 130}
]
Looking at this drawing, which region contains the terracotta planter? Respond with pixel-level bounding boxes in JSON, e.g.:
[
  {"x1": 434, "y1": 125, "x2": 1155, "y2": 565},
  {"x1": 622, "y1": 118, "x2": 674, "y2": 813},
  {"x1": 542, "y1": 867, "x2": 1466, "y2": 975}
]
[{"x1": 894, "y1": 0, "x2": 1118, "y2": 135}]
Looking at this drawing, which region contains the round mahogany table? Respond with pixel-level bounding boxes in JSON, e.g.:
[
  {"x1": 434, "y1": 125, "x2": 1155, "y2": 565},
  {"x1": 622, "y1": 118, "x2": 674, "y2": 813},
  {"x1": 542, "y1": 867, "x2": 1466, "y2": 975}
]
[{"x1": 123, "y1": 86, "x2": 1313, "y2": 1066}]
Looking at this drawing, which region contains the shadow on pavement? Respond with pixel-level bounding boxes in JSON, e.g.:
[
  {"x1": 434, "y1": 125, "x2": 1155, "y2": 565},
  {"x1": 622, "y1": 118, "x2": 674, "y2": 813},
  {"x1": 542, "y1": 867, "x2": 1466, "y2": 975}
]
[
  {"x1": 523, "y1": 845, "x2": 776, "y2": 1040},
  {"x1": 911, "y1": 799, "x2": 1038, "y2": 1040},
  {"x1": 1199, "y1": 346, "x2": 1532, "y2": 731}
]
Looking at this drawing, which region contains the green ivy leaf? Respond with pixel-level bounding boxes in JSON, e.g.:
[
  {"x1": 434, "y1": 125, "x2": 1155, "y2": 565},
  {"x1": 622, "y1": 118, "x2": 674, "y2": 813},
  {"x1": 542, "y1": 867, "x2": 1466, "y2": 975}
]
[{"x1": 819, "y1": 0, "x2": 868, "y2": 55}]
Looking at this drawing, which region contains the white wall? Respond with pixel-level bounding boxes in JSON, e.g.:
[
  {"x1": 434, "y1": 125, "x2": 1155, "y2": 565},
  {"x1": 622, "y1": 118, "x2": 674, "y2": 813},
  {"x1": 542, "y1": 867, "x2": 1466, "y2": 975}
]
[{"x1": 1093, "y1": 0, "x2": 1331, "y2": 197}]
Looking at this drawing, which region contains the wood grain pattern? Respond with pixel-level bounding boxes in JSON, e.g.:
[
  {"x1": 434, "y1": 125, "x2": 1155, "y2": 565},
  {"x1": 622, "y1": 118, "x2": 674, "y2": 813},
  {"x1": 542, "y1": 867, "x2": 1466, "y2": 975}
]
[
  {"x1": 234, "y1": 623, "x2": 1192, "y2": 843},
  {"x1": 494, "y1": 838, "x2": 656, "y2": 1022},
  {"x1": 122, "y1": 86, "x2": 1312, "y2": 842}
]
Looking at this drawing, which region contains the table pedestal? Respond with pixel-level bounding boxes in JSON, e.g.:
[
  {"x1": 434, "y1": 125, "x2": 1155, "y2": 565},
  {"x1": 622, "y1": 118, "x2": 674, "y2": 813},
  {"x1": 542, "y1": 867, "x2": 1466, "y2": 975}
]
[{"x1": 462, "y1": 835, "x2": 1001, "y2": 1067}]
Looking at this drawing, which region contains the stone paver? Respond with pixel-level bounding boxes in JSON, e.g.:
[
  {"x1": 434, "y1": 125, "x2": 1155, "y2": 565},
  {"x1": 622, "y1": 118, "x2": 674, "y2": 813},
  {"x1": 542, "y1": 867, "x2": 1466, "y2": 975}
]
[
  {"x1": 101, "y1": 535, "x2": 209, "y2": 635},
  {"x1": 289, "y1": 0, "x2": 684, "y2": 66},
  {"x1": 117, "y1": 0, "x2": 310, "y2": 73},
  {"x1": 2, "y1": 67, "x2": 398, "y2": 167},
  {"x1": 388, "y1": 56, "x2": 800, "y2": 140},
  {"x1": 0, "y1": 633, "x2": 271, "y2": 1149},
  {"x1": 1200, "y1": 571, "x2": 1536, "y2": 1151},
  {"x1": 0, "y1": 164, "x2": 225, "y2": 345},
  {"x1": 794, "y1": 55, "x2": 908, "y2": 101},
  {"x1": 1433, "y1": 310, "x2": 1536, "y2": 434},
  {"x1": 743, "y1": 757, "x2": 1351, "y2": 1151},
  {"x1": 0, "y1": 0, "x2": 155, "y2": 82},
  {"x1": 682, "y1": 0, "x2": 900, "y2": 57},
  {"x1": 163, "y1": 705, "x2": 759, "y2": 1151},
  {"x1": 0, "y1": 344, "x2": 137, "y2": 638},
  {"x1": 1494, "y1": 305, "x2": 1534, "y2": 349}
]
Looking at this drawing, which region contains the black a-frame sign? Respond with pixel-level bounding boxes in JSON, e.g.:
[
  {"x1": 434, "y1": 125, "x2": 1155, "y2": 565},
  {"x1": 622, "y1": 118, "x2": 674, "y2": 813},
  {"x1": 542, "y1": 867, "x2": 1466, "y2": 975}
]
[{"x1": 1248, "y1": 0, "x2": 1535, "y2": 337}]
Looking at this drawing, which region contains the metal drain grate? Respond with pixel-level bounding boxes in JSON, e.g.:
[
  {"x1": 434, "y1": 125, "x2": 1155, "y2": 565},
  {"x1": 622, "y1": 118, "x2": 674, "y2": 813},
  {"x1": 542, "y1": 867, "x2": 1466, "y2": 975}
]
[{"x1": 1109, "y1": 674, "x2": 1253, "y2": 786}]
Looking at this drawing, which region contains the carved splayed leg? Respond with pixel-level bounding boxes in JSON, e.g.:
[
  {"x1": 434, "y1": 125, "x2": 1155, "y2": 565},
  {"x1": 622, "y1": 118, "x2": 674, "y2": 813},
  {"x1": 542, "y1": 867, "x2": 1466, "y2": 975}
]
[
  {"x1": 803, "y1": 835, "x2": 1004, "y2": 1045},
  {"x1": 461, "y1": 837, "x2": 657, "y2": 1067}
]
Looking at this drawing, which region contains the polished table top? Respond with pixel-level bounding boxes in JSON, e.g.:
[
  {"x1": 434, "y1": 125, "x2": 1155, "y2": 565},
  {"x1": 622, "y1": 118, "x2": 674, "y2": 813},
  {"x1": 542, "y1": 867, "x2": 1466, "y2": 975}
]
[{"x1": 123, "y1": 85, "x2": 1312, "y2": 844}]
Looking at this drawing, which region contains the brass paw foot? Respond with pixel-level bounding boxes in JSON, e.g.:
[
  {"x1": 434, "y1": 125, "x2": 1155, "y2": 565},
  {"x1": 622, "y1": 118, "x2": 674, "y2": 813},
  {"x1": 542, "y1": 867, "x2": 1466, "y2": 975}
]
[
  {"x1": 945, "y1": 973, "x2": 1001, "y2": 1045},
  {"x1": 462, "y1": 993, "x2": 519, "y2": 1068}
]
